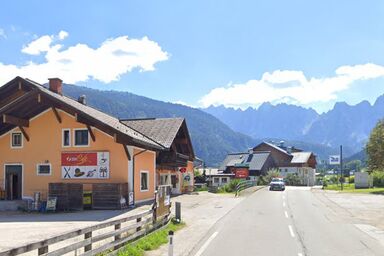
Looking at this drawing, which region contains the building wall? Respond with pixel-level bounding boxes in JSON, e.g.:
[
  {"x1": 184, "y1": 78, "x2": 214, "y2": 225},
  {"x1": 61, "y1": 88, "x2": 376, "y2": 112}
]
[
  {"x1": 156, "y1": 160, "x2": 194, "y2": 194},
  {"x1": 133, "y1": 148, "x2": 156, "y2": 202},
  {"x1": 0, "y1": 109, "x2": 156, "y2": 202}
]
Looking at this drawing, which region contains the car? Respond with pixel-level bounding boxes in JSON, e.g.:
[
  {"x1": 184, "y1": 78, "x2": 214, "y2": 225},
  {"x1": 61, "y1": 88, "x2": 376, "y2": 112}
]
[{"x1": 269, "y1": 177, "x2": 285, "y2": 191}]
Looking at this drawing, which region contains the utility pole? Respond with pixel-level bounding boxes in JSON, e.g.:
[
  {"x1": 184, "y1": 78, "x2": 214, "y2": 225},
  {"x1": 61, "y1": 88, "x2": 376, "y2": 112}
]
[{"x1": 340, "y1": 145, "x2": 343, "y2": 191}]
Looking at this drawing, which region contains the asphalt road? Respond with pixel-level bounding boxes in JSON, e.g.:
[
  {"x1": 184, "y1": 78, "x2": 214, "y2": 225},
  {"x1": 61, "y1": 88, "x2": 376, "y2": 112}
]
[{"x1": 190, "y1": 187, "x2": 384, "y2": 256}]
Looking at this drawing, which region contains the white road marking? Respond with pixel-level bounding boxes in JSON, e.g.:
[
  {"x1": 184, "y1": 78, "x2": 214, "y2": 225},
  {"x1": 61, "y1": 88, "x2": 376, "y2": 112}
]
[
  {"x1": 298, "y1": 253, "x2": 303, "y2": 256},
  {"x1": 284, "y1": 211, "x2": 289, "y2": 218},
  {"x1": 288, "y1": 225, "x2": 295, "y2": 237},
  {"x1": 195, "y1": 231, "x2": 219, "y2": 256},
  {"x1": 283, "y1": 201, "x2": 286, "y2": 207}
]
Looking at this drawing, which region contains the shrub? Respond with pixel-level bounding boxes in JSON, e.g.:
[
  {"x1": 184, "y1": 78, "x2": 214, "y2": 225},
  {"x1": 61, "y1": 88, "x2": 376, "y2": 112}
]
[
  {"x1": 218, "y1": 179, "x2": 242, "y2": 193},
  {"x1": 257, "y1": 176, "x2": 268, "y2": 185},
  {"x1": 285, "y1": 173, "x2": 301, "y2": 186},
  {"x1": 372, "y1": 170, "x2": 384, "y2": 187},
  {"x1": 348, "y1": 175, "x2": 355, "y2": 184}
]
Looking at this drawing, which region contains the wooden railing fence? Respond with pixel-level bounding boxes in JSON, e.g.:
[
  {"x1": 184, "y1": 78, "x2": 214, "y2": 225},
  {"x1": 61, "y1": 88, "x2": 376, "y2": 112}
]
[{"x1": 0, "y1": 208, "x2": 170, "y2": 256}]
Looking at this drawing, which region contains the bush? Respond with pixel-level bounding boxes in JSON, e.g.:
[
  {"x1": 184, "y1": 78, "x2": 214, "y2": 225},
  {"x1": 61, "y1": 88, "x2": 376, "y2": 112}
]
[
  {"x1": 372, "y1": 171, "x2": 384, "y2": 187},
  {"x1": 285, "y1": 173, "x2": 301, "y2": 186},
  {"x1": 218, "y1": 179, "x2": 242, "y2": 193},
  {"x1": 348, "y1": 175, "x2": 355, "y2": 184},
  {"x1": 257, "y1": 176, "x2": 268, "y2": 185}
]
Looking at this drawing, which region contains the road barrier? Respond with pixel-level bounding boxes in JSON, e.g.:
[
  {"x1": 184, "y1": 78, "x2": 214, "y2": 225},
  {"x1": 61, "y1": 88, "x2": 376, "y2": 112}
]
[{"x1": 235, "y1": 180, "x2": 257, "y2": 197}]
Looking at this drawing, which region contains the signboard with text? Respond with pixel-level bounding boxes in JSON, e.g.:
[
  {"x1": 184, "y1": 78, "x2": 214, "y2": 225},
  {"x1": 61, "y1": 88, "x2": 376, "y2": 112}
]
[
  {"x1": 329, "y1": 155, "x2": 341, "y2": 165},
  {"x1": 235, "y1": 169, "x2": 249, "y2": 178},
  {"x1": 61, "y1": 152, "x2": 110, "y2": 179}
]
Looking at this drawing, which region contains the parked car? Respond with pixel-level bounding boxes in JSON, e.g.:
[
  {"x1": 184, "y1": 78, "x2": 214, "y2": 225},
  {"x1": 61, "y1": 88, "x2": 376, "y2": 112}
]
[{"x1": 269, "y1": 178, "x2": 285, "y2": 191}]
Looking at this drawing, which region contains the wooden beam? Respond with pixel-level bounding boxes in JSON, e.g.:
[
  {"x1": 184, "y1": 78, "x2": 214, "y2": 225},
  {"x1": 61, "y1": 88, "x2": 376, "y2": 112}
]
[
  {"x1": 175, "y1": 138, "x2": 188, "y2": 144},
  {"x1": 19, "y1": 126, "x2": 30, "y2": 142},
  {"x1": 123, "y1": 145, "x2": 131, "y2": 161},
  {"x1": 37, "y1": 93, "x2": 41, "y2": 103},
  {"x1": 87, "y1": 125, "x2": 95, "y2": 142},
  {"x1": 52, "y1": 107, "x2": 62, "y2": 123},
  {"x1": 2, "y1": 114, "x2": 29, "y2": 127}
]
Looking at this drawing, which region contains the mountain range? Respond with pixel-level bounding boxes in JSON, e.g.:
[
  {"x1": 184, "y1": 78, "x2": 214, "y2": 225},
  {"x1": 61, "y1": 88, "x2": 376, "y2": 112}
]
[
  {"x1": 62, "y1": 83, "x2": 383, "y2": 167},
  {"x1": 204, "y1": 95, "x2": 384, "y2": 161},
  {"x1": 62, "y1": 84, "x2": 255, "y2": 167}
]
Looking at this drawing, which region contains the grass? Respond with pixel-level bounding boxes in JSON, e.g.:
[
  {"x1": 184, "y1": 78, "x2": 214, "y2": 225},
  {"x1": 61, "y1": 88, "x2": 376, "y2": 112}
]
[
  {"x1": 117, "y1": 219, "x2": 186, "y2": 256},
  {"x1": 324, "y1": 183, "x2": 384, "y2": 195}
]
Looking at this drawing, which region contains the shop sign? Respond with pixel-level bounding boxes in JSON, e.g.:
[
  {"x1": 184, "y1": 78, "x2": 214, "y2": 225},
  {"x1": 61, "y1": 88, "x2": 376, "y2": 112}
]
[
  {"x1": 61, "y1": 152, "x2": 110, "y2": 179},
  {"x1": 179, "y1": 167, "x2": 187, "y2": 173},
  {"x1": 182, "y1": 173, "x2": 192, "y2": 187},
  {"x1": 235, "y1": 169, "x2": 249, "y2": 178}
]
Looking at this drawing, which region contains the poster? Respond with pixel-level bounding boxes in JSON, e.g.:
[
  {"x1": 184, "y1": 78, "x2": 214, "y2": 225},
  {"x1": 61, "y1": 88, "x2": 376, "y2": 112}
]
[
  {"x1": 46, "y1": 197, "x2": 57, "y2": 211},
  {"x1": 61, "y1": 152, "x2": 110, "y2": 179}
]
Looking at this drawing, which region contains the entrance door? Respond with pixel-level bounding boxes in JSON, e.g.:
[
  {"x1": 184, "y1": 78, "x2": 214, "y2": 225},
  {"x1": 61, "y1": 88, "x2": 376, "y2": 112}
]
[
  {"x1": 171, "y1": 174, "x2": 180, "y2": 194},
  {"x1": 5, "y1": 165, "x2": 22, "y2": 200}
]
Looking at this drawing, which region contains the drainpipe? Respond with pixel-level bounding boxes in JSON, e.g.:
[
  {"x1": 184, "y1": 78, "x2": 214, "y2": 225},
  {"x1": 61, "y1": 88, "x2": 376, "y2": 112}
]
[{"x1": 131, "y1": 149, "x2": 148, "y2": 206}]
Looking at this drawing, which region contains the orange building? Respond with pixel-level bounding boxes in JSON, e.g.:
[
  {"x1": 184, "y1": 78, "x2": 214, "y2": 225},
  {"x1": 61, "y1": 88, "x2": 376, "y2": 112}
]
[
  {"x1": 0, "y1": 77, "x2": 195, "y2": 209},
  {"x1": 122, "y1": 118, "x2": 195, "y2": 194}
]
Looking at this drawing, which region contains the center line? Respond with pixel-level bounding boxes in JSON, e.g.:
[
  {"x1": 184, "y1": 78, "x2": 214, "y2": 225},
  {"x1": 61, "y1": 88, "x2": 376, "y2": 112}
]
[
  {"x1": 195, "y1": 231, "x2": 219, "y2": 256},
  {"x1": 283, "y1": 201, "x2": 286, "y2": 207},
  {"x1": 288, "y1": 225, "x2": 295, "y2": 237},
  {"x1": 284, "y1": 211, "x2": 289, "y2": 218},
  {"x1": 298, "y1": 253, "x2": 303, "y2": 256}
]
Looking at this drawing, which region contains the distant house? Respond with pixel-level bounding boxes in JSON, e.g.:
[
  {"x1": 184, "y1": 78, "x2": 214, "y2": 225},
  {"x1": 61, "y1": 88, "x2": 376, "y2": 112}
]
[
  {"x1": 253, "y1": 142, "x2": 317, "y2": 186},
  {"x1": 122, "y1": 118, "x2": 195, "y2": 194},
  {"x1": 219, "y1": 151, "x2": 276, "y2": 180}
]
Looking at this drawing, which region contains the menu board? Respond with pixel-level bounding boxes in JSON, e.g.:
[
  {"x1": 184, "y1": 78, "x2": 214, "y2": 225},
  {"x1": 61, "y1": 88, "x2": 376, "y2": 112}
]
[{"x1": 61, "y1": 152, "x2": 110, "y2": 179}]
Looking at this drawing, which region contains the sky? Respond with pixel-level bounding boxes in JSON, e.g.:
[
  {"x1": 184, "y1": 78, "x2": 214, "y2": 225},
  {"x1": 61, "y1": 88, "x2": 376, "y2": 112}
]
[{"x1": 0, "y1": 1, "x2": 384, "y2": 113}]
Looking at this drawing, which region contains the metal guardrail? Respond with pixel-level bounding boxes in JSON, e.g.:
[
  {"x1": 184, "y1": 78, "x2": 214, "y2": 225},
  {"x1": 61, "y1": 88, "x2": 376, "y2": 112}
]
[{"x1": 235, "y1": 180, "x2": 257, "y2": 197}]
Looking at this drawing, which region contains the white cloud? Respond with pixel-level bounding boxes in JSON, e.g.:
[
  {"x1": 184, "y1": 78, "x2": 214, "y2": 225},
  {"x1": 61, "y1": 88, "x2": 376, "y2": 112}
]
[
  {"x1": 0, "y1": 28, "x2": 6, "y2": 39},
  {"x1": 0, "y1": 31, "x2": 168, "y2": 85},
  {"x1": 199, "y1": 63, "x2": 384, "y2": 108}
]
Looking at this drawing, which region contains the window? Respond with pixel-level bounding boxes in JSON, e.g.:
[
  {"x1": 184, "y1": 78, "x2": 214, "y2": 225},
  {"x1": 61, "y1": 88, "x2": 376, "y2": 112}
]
[
  {"x1": 37, "y1": 164, "x2": 51, "y2": 175},
  {"x1": 141, "y1": 171, "x2": 149, "y2": 191},
  {"x1": 62, "y1": 129, "x2": 71, "y2": 147},
  {"x1": 221, "y1": 177, "x2": 228, "y2": 183},
  {"x1": 74, "y1": 129, "x2": 89, "y2": 146},
  {"x1": 214, "y1": 177, "x2": 220, "y2": 184},
  {"x1": 11, "y1": 132, "x2": 23, "y2": 148}
]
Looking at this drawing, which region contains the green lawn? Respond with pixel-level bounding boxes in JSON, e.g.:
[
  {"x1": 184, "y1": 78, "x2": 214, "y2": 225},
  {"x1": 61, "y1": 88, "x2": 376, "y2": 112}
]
[
  {"x1": 117, "y1": 220, "x2": 185, "y2": 256},
  {"x1": 324, "y1": 183, "x2": 384, "y2": 195}
]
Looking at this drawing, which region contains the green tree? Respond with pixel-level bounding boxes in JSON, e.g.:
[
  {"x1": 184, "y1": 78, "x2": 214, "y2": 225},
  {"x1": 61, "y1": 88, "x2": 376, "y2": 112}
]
[{"x1": 366, "y1": 119, "x2": 384, "y2": 171}]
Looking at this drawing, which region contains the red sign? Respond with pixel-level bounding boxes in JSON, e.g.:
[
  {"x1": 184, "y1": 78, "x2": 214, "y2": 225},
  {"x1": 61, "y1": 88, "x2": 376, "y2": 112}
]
[
  {"x1": 179, "y1": 167, "x2": 187, "y2": 173},
  {"x1": 235, "y1": 169, "x2": 249, "y2": 178},
  {"x1": 61, "y1": 152, "x2": 97, "y2": 166}
]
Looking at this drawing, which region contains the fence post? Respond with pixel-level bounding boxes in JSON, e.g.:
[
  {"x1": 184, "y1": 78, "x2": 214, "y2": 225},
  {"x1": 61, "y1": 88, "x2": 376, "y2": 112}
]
[
  {"x1": 168, "y1": 230, "x2": 174, "y2": 256},
  {"x1": 38, "y1": 246, "x2": 48, "y2": 255},
  {"x1": 136, "y1": 217, "x2": 142, "y2": 232},
  {"x1": 84, "y1": 231, "x2": 92, "y2": 252},
  {"x1": 114, "y1": 223, "x2": 121, "y2": 250}
]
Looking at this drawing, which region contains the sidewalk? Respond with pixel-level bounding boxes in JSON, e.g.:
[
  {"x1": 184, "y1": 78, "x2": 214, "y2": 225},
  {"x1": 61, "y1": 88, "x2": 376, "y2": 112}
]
[
  {"x1": 146, "y1": 186, "x2": 264, "y2": 256},
  {"x1": 312, "y1": 188, "x2": 384, "y2": 230}
]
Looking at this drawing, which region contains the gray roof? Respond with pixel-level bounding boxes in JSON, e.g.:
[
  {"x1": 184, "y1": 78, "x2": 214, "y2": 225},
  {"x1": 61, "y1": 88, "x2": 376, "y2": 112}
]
[
  {"x1": 291, "y1": 152, "x2": 312, "y2": 164},
  {"x1": 24, "y1": 78, "x2": 162, "y2": 150},
  {"x1": 121, "y1": 118, "x2": 184, "y2": 149},
  {"x1": 219, "y1": 152, "x2": 271, "y2": 171}
]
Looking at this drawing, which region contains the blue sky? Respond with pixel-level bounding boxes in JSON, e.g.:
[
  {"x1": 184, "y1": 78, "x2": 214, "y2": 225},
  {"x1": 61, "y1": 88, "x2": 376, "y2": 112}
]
[{"x1": 0, "y1": 1, "x2": 384, "y2": 113}]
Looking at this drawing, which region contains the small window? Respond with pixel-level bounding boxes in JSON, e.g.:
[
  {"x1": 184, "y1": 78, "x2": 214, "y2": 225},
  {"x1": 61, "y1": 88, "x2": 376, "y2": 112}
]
[
  {"x1": 214, "y1": 177, "x2": 220, "y2": 183},
  {"x1": 62, "y1": 129, "x2": 71, "y2": 147},
  {"x1": 74, "y1": 129, "x2": 89, "y2": 146},
  {"x1": 221, "y1": 177, "x2": 228, "y2": 183},
  {"x1": 37, "y1": 164, "x2": 51, "y2": 175},
  {"x1": 11, "y1": 132, "x2": 23, "y2": 148},
  {"x1": 141, "y1": 171, "x2": 149, "y2": 191}
]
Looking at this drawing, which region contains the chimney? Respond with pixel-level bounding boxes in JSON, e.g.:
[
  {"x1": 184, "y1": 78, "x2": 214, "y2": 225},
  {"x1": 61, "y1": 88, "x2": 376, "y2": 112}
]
[
  {"x1": 78, "y1": 95, "x2": 87, "y2": 105},
  {"x1": 48, "y1": 78, "x2": 63, "y2": 95}
]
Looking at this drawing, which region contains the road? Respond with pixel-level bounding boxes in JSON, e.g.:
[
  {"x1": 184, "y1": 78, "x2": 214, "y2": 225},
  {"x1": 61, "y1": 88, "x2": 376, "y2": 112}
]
[{"x1": 190, "y1": 187, "x2": 384, "y2": 256}]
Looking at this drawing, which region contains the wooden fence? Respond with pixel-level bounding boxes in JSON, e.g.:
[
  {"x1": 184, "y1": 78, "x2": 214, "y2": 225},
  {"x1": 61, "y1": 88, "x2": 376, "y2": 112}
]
[{"x1": 0, "y1": 205, "x2": 171, "y2": 256}]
